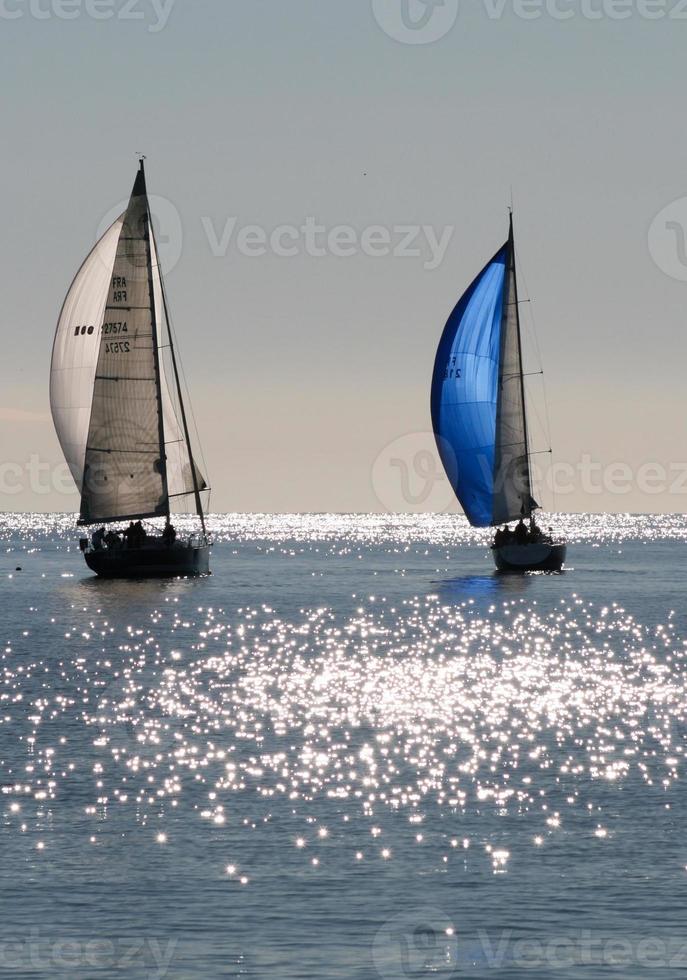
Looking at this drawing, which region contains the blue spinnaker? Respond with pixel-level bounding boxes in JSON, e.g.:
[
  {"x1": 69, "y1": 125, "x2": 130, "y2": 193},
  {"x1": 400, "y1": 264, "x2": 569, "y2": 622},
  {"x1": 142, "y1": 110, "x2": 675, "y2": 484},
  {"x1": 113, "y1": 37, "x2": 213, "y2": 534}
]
[{"x1": 431, "y1": 244, "x2": 509, "y2": 527}]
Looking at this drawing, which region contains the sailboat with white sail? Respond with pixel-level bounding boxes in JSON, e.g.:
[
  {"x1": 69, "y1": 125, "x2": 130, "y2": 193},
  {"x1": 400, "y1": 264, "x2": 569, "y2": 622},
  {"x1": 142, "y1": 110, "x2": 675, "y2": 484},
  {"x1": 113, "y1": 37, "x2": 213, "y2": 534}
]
[
  {"x1": 431, "y1": 212, "x2": 566, "y2": 573},
  {"x1": 50, "y1": 160, "x2": 211, "y2": 577}
]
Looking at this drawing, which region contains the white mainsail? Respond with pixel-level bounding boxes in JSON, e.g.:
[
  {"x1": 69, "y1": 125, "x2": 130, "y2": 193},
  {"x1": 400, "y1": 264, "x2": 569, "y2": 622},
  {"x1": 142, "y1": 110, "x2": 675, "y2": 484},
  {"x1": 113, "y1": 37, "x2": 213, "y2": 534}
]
[{"x1": 81, "y1": 170, "x2": 166, "y2": 523}]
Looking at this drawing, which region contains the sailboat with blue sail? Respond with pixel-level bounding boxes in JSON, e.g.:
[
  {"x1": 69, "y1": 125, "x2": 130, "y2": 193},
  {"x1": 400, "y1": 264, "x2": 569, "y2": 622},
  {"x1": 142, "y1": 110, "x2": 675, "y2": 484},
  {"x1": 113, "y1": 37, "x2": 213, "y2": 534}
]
[{"x1": 431, "y1": 212, "x2": 566, "y2": 572}]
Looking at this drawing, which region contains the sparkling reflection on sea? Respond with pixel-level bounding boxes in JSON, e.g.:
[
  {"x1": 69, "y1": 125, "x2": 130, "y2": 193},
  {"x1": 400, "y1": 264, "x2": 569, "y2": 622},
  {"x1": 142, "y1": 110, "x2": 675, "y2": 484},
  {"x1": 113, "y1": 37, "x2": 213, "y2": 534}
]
[{"x1": 0, "y1": 513, "x2": 686, "y2": 978}]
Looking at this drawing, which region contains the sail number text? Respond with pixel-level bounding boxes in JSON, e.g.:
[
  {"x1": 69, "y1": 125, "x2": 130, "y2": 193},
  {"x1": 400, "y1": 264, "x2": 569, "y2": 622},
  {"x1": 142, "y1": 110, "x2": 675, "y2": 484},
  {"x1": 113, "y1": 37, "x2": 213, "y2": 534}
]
[
  {"x1": 103, "y1": 320, "x2": 130, "y2": 354},
  {"x1": 444, "y1": 357, "x2": 462, "y2": 380},
  {"x1": 112, "y1": 276, "x2": 127, "y2": 303},
  {"x1": 71, "y1": 320, "x2": 130, "y2": 353}
]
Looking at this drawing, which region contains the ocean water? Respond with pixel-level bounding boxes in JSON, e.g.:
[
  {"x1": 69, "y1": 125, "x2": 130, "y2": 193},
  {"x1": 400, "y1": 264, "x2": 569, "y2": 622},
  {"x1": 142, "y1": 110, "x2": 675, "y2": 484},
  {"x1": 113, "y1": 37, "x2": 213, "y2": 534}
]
[{"x1": 1, "y1": 512, "x2": 687, "y2": 979}]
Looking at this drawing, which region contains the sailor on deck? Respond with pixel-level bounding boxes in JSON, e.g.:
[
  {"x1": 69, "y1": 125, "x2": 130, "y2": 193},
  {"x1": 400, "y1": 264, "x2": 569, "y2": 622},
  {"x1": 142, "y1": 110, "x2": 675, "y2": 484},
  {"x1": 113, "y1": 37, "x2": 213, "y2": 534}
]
[{"x1": 514, "y1": 519, "x2": 529, "y2": 544}]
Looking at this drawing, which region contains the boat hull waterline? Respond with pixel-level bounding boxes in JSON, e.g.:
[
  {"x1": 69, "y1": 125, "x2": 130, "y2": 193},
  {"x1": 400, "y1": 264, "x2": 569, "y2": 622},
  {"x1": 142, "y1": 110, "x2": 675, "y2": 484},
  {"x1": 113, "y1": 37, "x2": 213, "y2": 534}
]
[
  {"x1": 492, "y1": 542, "x2": 566, "y2": 573},
  {"x1": 84, "y1": 542, "x2": 211, "y2": 578}
]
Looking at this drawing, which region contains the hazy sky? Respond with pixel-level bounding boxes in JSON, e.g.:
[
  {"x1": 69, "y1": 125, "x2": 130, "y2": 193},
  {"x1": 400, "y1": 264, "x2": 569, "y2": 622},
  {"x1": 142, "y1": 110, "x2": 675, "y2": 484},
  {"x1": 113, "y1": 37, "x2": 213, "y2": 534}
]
[{"x1": 2, "y1": 0, "x2": 686, "y2": 515}]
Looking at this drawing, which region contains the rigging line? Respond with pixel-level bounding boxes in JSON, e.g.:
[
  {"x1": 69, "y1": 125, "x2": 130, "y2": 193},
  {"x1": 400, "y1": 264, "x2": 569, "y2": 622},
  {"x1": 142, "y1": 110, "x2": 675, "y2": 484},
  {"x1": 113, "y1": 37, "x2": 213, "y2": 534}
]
[
  {"x1": 514, "y1": 264, "x2": 545, "y2": 375},
  {"x1": 521, "y1": 373, "x2": 552, "y2": 502},
  {"x1": 509, "y1": 214, "x2": 535, "y2": 516},
  {"x1": 152, "y1": 260, "x2": 207, "y2": 477},
  {"x1": 94, "y1": 375, "x2": 156, "y2": 381},
  {"x1": 526, "y1": 393, "x2": 549, "y2": 455},
  {"x1": 516, "y1": 260, "x2": 557, "y2": 515},
  {"x1": 104, "y1": 305, "x2": 151, "y2": 311},
  {"x1": 152, "y1": 232, "x2": 213, "y2": 517},
  {"x1": 77, "y1": 509, "x2": 167, "y2": 527},
  {"x1": 502, "y1": 370, "x2": 543, "y2": 382},
  {"x1": 142, "y1": 191, "x2": 170, "y2": 520},
  {"x1": 168, "y1": 489, "x2": 212, "y2": 499},
  {"x1": 152, "y1": 229, "x2": 208, "y2": 532},
  {"x1": 162, "y1": 300, "x2": 211, "y2": 522},
  {"x1": 496, "y1": 442, "x2": 552, "y2": 455},
  {"x1": 510, "y1": 238, "x2": 554, "y2": 514},
  {"x1": 158, "y1": 278, "x2": 211, "y2": 513},
  {"x1": 86, "y1": 447, "x2": 160, "y2": 455}
]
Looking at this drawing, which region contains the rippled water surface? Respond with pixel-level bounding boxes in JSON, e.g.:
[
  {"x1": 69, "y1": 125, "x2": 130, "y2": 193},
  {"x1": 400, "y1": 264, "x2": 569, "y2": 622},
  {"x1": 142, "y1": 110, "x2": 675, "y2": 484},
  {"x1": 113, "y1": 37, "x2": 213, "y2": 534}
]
[{"x1": 1, "y1": 513, "x2": 687, "y2": 978}]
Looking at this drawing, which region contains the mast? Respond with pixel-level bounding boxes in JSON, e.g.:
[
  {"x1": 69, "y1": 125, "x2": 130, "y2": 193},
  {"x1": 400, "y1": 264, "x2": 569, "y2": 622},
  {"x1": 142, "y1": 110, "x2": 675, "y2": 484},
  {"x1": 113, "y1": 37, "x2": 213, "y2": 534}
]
[
  {"x1": 139, "y1": 158, "x2": 170, "y2": 520},
  {"x1": 508, "y1": 210, "x2": 534, "y2": 516},
  {"x1": 153, "y1": 219, "x2": 208, "y2": 538}
]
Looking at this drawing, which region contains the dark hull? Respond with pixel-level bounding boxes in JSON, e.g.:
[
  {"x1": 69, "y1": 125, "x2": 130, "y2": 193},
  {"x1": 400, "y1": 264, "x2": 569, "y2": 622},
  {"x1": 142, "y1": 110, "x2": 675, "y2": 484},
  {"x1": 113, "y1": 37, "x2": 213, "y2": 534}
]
[
  {"x1": 492, "y1": 542, "x2": 566, "y2": 573},
  {"x1": 84, "y1": 543, "x2": 210, "y2": 578}
]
